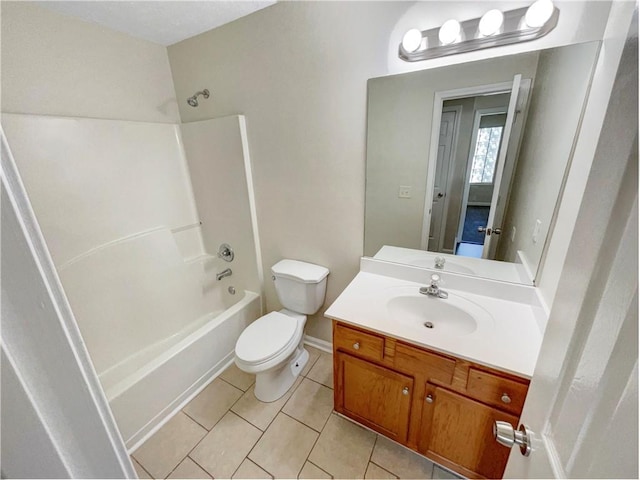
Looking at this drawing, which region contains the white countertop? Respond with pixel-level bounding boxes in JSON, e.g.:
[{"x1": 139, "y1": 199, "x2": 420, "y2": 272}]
[{"x1": 324, "y1": 271, "x2": 543, "y2": 378}]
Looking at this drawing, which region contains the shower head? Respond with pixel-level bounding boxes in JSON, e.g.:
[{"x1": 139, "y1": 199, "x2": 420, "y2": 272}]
[{"x1": 187, "y1": 89, "x2": 210, "y2": 107}]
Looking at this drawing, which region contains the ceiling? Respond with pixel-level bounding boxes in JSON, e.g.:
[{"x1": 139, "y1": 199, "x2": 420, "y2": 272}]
[{"x1": 34, "y1": 1, "x2": 277, "y2": 46}]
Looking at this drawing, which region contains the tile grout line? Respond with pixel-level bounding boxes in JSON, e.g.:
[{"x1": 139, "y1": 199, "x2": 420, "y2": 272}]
[
  {"x1": 363, "y1": 433, "x2": 380, "y2": 478},
  {"x1": 296, "y1": 411, "x2": 336, "y2": 479},
  {"x1": 241, "y1": 378, "x2": 308, "y2": 476},
  {"x1": 131, "y1": 458, "x2": 154, "y2": 479},
  {"x1": 233, "y1": 375, "x2": 305, "y2": 433},
  {"x1": 305, "y1": 459, "x2": 334, "y2": 479},
  {"x1": 184, "y1": 455, "x2": 214, "y2": 480},
  {"x1": 187, "y1": 410, "x2": 263, "y2": 480},
  {"x1": 218, "y1": 373, "x2": 255, "y2": 393},
  {"x1": 178, "y1": 409, "x2": 246, "y2": 478},
  {"x1": 368, "y1": 460, "x2": 399, "y2": 479},
  {"x1": 180, "y1": 408, "x2": 211, "y2": 432}
]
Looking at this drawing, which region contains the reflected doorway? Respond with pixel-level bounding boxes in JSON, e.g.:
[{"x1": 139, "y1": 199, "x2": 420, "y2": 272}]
[{"x1": 456, "y1": 109, "x2": 508, "y2": 258}]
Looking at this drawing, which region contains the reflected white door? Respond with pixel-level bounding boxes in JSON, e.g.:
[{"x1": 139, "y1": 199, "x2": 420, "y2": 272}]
[
  {"x1": 481, "y1": 74, "x2": 521, "y2": 258},
  {"x1": 428, "y1": 109, "x2": 457, "y2": 251}
]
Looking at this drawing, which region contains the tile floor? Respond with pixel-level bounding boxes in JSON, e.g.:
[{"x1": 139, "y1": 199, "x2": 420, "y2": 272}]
[{"x1": 131, "y1": 347, "x2": 461, "y2": 480}]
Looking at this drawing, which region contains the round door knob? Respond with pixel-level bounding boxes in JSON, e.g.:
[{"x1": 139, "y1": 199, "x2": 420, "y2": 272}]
[
  {"x1": 425, "y1": 394, "x2": 433, "y2": 403},
  {"x1": 437, "y1": 192, "x2": 444, "y2": 198},
  {"x1": 353, "y1": 342, "x2": 360, "y2": 350},
  {"x1": 402, "y1": 387, "x2": 410, "y2": 396},
  {"x1": 493, "y1": 228, "x2": 503, "y2": 235},
  {"x1": 493, "y1": 421, "x2": 532, "y2": 457},
  {"x1": 501, "y1": 393, "x2": 512, "y2": 404}
]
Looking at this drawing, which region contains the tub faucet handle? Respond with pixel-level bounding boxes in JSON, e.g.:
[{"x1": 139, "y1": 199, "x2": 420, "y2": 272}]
[{"x1": 217, "y1": 243, "x2": 234, "y2": 262}]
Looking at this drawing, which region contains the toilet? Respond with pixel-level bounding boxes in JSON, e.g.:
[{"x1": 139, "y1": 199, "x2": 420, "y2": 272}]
[{"x1": 234, "y1": 259, "x2": 329, "y2": 402}]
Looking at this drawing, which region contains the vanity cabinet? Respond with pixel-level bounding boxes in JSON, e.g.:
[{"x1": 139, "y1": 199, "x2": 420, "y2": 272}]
[
  {"x1": 335, "y1": 352, "x2": 413, "y2": 443},
  {"x1": 332, "y1": 321, "x2": 529, "y2": 479},
  {"x1": 420, "y1": 385, "x2": 518, "y2": 479}
]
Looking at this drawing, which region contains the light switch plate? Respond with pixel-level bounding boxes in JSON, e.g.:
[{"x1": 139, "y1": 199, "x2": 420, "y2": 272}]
[{"x1": 398, "y1": 186, "x2": 412, "y2": 198}]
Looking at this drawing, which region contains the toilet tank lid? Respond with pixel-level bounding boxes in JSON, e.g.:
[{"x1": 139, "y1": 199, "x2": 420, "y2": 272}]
[{"x1": 271, "y1": 259, "x2": 329, "y2": 283}]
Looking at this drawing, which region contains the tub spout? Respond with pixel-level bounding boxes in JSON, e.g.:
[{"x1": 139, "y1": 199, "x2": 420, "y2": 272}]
[{"x1": 216, "y1": 268, "x2": 232, "y2": 281}]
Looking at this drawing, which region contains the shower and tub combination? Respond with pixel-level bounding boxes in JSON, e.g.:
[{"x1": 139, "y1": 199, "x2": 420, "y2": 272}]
[{"x1": 1, "y1": 110, "x2": 263, "y2": 449}]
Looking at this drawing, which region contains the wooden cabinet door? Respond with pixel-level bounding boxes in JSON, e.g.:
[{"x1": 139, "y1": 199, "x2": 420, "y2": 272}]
[
  {"x1": 335, "y1": 352, "x2": 413, "y2": 443},
  {"x1": 420, "y1": 384, "x2": 518, "y2": 479}
]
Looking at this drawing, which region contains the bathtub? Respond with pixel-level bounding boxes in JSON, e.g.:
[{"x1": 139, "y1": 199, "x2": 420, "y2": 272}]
[{"x1": 104, "y1": 289, "x2": 260, "y2": 450}]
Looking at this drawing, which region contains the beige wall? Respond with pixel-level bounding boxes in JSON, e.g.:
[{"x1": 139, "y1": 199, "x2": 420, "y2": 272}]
[
  {"x1": 168, "y1": 2, "x2": 410, "y2": 341},
  {"x1": 498, "y1": 42, "x2": 600, "y2": 272},
  {"x1": 167, "y1": 1, "x2": 611, "y2": 342},
  {"x1": 1, "y1": 2, "x2": 180, "y2": 123}
]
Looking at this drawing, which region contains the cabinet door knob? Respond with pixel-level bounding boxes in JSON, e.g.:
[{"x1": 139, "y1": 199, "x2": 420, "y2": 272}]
[
  {"x1": 425, "y1": 394, "x2": 433, "y2": 403},
  {"x1": 402, "y1": 387, "x2": 410, "y2": 396},
  {"x1": 501, "y1": 393, "x2": 511, "y2": 404},
  {"x1": 353, "y1": 342, "x2": 360, "y2": 350}
]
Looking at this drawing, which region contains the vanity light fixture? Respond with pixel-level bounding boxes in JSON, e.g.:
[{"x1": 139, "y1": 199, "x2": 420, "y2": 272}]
[
  {"x1": 438, "y1": 19, "x2": 462, "y2": 45},
  {"x1": 478, "y1": 9, "x2": 504, "y2": 37},
  {"x1": 524, "y1": 0, "x2": 555, "y2": 28},
  {"x1": 399, "y1": 1, "x2": 558, "y2": 62},
  {"x1": 402, "y1": 28, "x2": 423, "y2": 53}
]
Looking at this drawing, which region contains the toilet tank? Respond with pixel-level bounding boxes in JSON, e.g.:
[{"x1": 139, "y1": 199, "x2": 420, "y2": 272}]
[{"x1": 271, "y1": 259, "x2": 329, "y2": 315}]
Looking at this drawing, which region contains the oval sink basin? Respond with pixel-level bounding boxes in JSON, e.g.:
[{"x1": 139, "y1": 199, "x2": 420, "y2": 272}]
[{"x1": 386, "y1": 291, "x2": 493, "y2": 337}]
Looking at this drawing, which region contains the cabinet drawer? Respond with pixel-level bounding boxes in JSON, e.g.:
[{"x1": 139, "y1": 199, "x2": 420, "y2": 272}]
[
  {"x1": 394, "y1": 342, "x2": 455, "y2": 385},
  {"x1": 334, "y1": 323, "x2": 384, "y2": 362},
  {"x1": 465, "y1": 368, "x2": 528, "y2": 415}
]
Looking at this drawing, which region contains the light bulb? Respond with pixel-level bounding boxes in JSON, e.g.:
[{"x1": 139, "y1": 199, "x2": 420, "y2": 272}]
[
  {"x1": 525, "y1": 0, "x2": 554, "y2": 28},
  {"x1": 479, "y1": 9, "x2": 504, "y2": 36},
  {"x1": 439, "y1": 19, "x2": 461, "y2": 45},
  {"x1": 402, "y1": 28, "x2": 423, "y2": 53}
]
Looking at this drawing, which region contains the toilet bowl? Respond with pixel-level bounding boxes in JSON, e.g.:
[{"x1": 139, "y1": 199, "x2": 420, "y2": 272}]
[{"x1": 234, "y1": 259, "x2": 329, "y2": 402}]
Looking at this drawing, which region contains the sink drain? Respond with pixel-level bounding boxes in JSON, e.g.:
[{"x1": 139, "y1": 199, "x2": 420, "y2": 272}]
[{"x1": 424, "y1": 321, "x2": 434, "y2": 329}]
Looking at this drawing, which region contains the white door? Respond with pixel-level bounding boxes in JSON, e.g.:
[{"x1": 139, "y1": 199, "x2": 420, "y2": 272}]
[
  {"x1": 428, "y1": 109, "x2": 457, "y2": 251},
  {"x1": 500, "y1": 30, "x2": 638, "y2": 476},
  {"x1": 481, "y1": 74, "x2": 521, "y2": 258}
]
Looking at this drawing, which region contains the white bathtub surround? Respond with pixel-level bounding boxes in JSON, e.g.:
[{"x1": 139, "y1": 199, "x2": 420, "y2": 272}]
[
  {"x1": 180, "y1": 116, "x2": 263, "y2": 299},
  {"x1": 1, "y1": 113, "x2": 263, "y2": 447}
]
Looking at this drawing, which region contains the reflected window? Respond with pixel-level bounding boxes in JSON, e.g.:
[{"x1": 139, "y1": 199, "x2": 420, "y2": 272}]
[{"x1": 470, "y1": 125, "x2": 503, "y2": 184}]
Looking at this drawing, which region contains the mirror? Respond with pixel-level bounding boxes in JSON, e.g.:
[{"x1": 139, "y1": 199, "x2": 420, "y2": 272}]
[{"x1": 364, "y1": 41, "x2": 600, "y2": 285}]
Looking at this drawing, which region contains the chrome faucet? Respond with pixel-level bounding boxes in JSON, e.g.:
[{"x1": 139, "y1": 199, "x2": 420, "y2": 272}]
[
  {"x1": 216, "y1": 268, "x2": 232, "y2": 281},
  {"x1": 419, "y1": 274, "x2": 448, "y2": 299},
  {"x1": 434, "y1": 256, "x2": 445, "y2": 269}
]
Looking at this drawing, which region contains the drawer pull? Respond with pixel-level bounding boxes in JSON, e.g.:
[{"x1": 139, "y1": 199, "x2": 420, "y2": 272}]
[
  {"x1": 402, "y1": 387, "x2": 410, "y2": 396},
  {"x1": 501, "y1": 393, "x2": 512, "y2": 404},
  {"x1": 425, "y1": 394, "x2": 433, "y2": 403},
  {"x1": 353, "y1": 342, "x2": 360, "y2": 350}
]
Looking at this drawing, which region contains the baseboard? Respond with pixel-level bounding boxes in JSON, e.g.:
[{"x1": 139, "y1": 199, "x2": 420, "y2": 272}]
[
  {"x1": 126, "y1": 352, "x2": 234, "y2": 453},
  {"x1": 303, "y1": 334, "x2": 333, "y2": 354}
]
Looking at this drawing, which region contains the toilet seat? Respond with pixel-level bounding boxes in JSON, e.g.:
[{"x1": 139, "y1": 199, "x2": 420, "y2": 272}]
[{"x1": 235, "y1": 312, "x2": 302, "y2": 368}]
